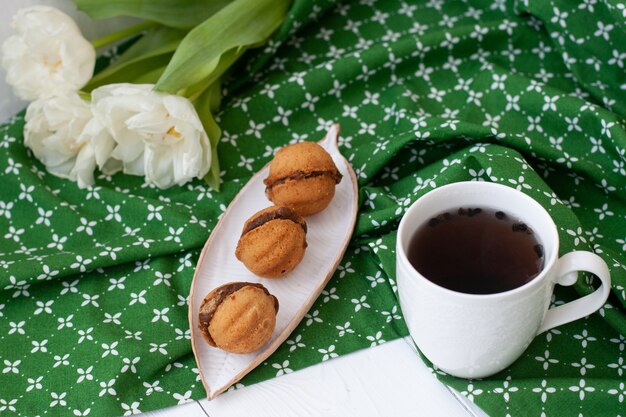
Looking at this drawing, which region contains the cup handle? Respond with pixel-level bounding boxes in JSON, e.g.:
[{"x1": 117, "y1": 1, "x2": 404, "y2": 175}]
[{"x1": 538, "y1": 251, "x2": 611, "y2": 334}]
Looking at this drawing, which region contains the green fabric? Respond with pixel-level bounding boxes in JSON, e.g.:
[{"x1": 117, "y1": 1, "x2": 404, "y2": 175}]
[{"x1": 1, "y1": 0, "x2": 625, "y2": 416}]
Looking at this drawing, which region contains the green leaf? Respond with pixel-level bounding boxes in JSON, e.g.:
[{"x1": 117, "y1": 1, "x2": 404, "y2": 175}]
[
  {"x1": 91, "y1": 21, "x2": 157, "y2": 49},
  {"x1": 86, "y1": 54, "x2": 173, "y2": 91},
  {"x1": 183, "y1": 47, "x2": 244, "y2": 102},
  {"x1": 74, "y1": 0, "x2": 233, "y2": 29},
  {"x1": 205, "y1": 145, "x2": 222, "y2": 191},
  {"x1": 131, "y1": 65, "x2": 169, "y2": 84},
  {"x1": 85, "y1": 27, "x2": 184, "y2": 91},
  {"x1": 109, "y1": 27, "x2": 185, "y2": 67},
  {"x1": 195, "y1": 81, "x2": 223, "y2": 191},
  {"x1": 155, "y1": 0, "x2": 289, "y2": 96}
]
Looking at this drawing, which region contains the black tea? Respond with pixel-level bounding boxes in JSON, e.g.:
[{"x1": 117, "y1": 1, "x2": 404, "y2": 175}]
[{"x1": 408, "y1": 207, "x2": 544, "y2": 295}]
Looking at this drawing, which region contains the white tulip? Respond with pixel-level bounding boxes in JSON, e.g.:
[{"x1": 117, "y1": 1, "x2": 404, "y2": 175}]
[
  {"x1": 24, "y1": 93, "x2": 108, "y2": 188},
  {"x1": 91, "y1": 83, "x2": 212, "y2": 189},
  {"x1": 1, "y1": 6, "x2": 96, "y2": 100}
]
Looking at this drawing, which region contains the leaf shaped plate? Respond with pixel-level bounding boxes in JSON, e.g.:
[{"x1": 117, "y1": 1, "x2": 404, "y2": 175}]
[{"x1": 189, "y1": 124, "x2": 358, "y2": 399}]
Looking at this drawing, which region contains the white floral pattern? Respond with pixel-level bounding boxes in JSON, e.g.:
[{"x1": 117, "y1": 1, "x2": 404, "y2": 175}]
[{"x1": 0, "y1": 0, "x2": 624, "y2": 416}]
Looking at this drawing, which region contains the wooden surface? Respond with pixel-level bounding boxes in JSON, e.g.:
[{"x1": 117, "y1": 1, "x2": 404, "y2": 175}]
[{"x1": 144, "y1": 338, "x2": 486, "y2": 417}]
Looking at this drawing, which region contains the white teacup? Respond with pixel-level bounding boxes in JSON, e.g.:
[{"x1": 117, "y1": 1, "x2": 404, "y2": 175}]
[{"x1": 396, "y1": 181, "x2": 611, "y2": 379}]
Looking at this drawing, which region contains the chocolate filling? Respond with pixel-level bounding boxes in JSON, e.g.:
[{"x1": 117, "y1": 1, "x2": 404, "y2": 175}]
[
  {"x1": 198, "y1": 282, "x2": 279, "y2": 346},
  {"x1": 241, "y1": 206, "x2": 307, "y2": 236},
  {"x1": 264, "y1": 169, "x2": 343, "y2": 191}
]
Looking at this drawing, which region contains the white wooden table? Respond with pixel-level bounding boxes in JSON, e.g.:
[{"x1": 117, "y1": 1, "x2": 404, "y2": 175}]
[{"x1": 144, "y1": 338, "x2": 484, "y2": 417}]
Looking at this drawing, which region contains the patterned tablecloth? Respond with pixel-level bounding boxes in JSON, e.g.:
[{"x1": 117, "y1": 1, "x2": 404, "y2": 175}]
[{"x1": 0, "y1": 0, "x2": 624, "y2": 416}]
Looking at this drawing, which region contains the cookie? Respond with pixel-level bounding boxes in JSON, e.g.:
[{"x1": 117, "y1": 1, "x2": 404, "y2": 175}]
[
  {"x1": 198, "y1": 282, "x2": 279, "y2": 354},
  {"x1": 263, "y1": 141, "x2": 342, "y2": 216},
  {"x1": 235, "y1": 206, "x2": 307, "y2": 278}
]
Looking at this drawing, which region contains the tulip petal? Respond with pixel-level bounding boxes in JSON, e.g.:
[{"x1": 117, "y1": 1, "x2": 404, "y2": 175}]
[
  {"x1": 1, "y1": 6, "x2": 95, "y2": 100},
  {"x1": 24, "y1": 93, "x2": 97, "y2": 188},
  {"x1": 90, "y1": 83, "x2": 211, "y2": 188}
]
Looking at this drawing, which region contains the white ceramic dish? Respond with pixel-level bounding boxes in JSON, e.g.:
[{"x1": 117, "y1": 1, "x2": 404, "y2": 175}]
[{"x1": 188, "y1": 124, "x2": 358, "y2": 399}]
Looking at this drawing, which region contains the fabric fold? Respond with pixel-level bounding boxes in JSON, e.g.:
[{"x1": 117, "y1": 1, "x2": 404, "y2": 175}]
[{"x1": 0, "y1": 0, "x2": 624, "y2": 416}]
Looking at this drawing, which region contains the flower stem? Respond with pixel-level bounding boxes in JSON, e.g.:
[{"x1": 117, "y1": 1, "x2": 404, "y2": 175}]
[{"x1": 91, "y1": 21, "x2": 158, "y2": 49}]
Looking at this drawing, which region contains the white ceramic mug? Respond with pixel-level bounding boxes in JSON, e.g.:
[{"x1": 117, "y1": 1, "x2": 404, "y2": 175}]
[{"x1": 396, "y1": 181, "x2": 611, "y2": 379}]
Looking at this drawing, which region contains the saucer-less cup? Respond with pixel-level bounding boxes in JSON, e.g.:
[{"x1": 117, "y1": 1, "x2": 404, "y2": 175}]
[{"x1": 396, "y1": 181, "x2": 611, "y2": 379}]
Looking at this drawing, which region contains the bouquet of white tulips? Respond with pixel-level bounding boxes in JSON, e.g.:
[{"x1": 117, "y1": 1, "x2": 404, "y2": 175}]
[{"x1": 1, "y1": 0, "x2": 289, "y2": 189}]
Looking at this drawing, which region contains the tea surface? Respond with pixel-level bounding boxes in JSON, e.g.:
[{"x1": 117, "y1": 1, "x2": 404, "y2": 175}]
[{"x1": 408, "y1": 208, "x2": 544, "y2": 294}]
